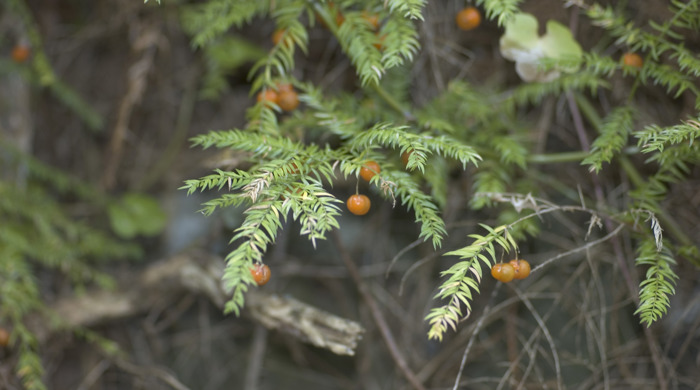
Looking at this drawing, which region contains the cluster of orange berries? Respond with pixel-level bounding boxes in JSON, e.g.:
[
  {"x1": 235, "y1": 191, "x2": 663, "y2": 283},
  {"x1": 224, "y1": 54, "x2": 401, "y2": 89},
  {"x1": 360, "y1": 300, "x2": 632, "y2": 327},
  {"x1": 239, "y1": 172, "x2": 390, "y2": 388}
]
[
  {"x1": 491, "y1": 259, "x2": 531, "y2": 283},
  {"x1": 256, "y1": 83, "x2": 300, "y2": 112},
  {"x1": 347, "y1": 150, "x2": 415, "y2": 216},
  {"x1": 346, "y1": 160, "x2": 380, "y2": 215}
]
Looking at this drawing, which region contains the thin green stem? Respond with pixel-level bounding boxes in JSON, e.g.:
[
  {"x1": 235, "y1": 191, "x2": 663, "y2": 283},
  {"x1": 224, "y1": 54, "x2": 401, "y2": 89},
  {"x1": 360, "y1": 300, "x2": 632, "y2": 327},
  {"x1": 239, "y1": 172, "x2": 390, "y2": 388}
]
[
  {"x1": 371, "y1": 83, "x2": 415, "y2": 121},
  {"x1": 618, "y1": 156, "x2": 695, "y2": 250},
  {"x1": 527, "y1": 151, "x2": 589, "y2": 164}
]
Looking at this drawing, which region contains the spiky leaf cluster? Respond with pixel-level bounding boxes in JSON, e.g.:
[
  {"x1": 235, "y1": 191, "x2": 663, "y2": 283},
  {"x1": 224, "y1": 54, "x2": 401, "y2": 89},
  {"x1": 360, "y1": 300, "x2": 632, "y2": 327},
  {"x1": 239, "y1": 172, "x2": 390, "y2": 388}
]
[
  {"x1": 426, "y1": 224, "x2": 518, "y2": 341},
  {"x1": 634, "y1": 240, "x2": 678, "y2": 327},
  {"x1": 183, "y1": 83, "x2": 488, "y2": 312},
  {"x1": 3, "y1": 0, "x2": 103, "y2": 131},
  {"x1": 0, "y1": 145, "x2": 141, "y2": 390},
  {"x1": 181, "y1": 0, "x2": 700, "y2": 331},
  {"x1": 477, "y1": 0, "x2": 523, "y2": 26},
  {"x1": 384, "y1": 0, "x2": 425, "y2": 20},
  {"x1": 636, "y1": 117, "x2": 700, "y2": 166},
  {"x1": 585, "y1": 1, "x2": 700, "y2": 108},
  {"x1": 583, "y1": 105, "x2": 636, "y2": 173}
]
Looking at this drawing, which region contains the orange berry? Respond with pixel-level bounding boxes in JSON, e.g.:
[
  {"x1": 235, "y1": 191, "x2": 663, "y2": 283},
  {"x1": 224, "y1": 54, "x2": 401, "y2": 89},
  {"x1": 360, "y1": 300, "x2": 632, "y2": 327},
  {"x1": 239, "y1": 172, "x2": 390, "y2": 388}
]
[
  {"x1": 11, "y1": 45, "x2": 30, "y2": 63},
  {"x1": 278, "y1": 90, "x2": 300, "y2": 111},
  {"x1": 347, "y1": 194, "x2": 371, "y2": 215},
  {"x1": 456, "y1": 7, "x2": 481, "y2": 31},
  {"x1": 491, "y1": 263, "x2": 515, "y2": 283},
  {"x1": 622, "y1": 52, "x2": 643, "y2": 69},
  {"x1": 509, "y1": 259, "x2": 531, "y2": 280},
  {"x1": 250, "y1": 263, "x2": 271, "y2": 286},
  {"x1": 360, "y1": 161, "x2": 381, "y2": 182},
  {"x1": 257, "y1": 89, "x2": 279, "y2": 105}
]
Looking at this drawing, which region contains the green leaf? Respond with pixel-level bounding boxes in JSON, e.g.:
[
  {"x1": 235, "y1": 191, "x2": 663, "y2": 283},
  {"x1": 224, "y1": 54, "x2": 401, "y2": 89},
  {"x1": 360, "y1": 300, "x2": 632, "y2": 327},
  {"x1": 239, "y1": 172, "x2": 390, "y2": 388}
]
[{"x1": 108, "y1": 193, "x2": 166, "y2": 238}]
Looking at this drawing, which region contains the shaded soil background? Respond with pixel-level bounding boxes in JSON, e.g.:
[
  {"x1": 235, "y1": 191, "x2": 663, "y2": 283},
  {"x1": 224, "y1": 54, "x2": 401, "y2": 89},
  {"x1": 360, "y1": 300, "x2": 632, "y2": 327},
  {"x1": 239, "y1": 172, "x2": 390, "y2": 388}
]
[{"x1": 1, "y1": 0, "x2": 700, "y2": 389}]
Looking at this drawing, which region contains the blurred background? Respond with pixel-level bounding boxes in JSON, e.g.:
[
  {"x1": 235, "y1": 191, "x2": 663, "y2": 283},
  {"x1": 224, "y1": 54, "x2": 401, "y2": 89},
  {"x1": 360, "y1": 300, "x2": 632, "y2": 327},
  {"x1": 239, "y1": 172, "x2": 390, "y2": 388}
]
[{"x1": 1, "y1": 0, "x2": 699, "y2": 389}]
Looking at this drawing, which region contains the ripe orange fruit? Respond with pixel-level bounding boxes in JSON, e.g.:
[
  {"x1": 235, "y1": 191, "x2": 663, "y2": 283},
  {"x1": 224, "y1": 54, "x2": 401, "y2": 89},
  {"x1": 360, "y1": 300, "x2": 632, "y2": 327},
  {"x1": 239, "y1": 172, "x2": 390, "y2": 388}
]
[
  {"x1": 347, "y1": 194, "x2": 371, "y2": 215},
  {"x1": 278, "y1": 90, "x2": 300, "y2": 111},
  {"x1": 11, "y1": 45, "x2": 30, "y2": 63},
  {"x1": 509, "y1": 259, "x2": 531, "y2": 280},
  {"x1": 257, "y1": 89, "x2": 279, "y2": 105},
  {"x1": 360, "y1": 161, "x2": 381, "y2": 181},
  {"x1": 456, "y1": 7, "x2": 481, "y2": 31},
  {"x1": 491, "y1": 263, "x2": 515, "y2": 283},
  {"x1": 622, "y1": 52, "x2": 643, "y2": 69},
  {"x1": 250, "y1": 263, "x2": 271, "y2": 286}
]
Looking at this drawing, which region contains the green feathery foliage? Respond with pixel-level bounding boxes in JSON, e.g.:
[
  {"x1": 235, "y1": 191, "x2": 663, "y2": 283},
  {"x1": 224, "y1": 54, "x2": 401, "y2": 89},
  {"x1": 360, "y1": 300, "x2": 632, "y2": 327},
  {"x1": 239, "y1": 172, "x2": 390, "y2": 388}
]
[
  {"x1": 586, "y1": 1, "x2": 700, "y2": 108},
  {"x1": 477, "y1": 0, "x2": 523, "y2": 26},
  {"x1": 583, "y1": 105, "x2": 636, "y2": 173},
  {"x1": 427, "y1": 224, "x2": 518, "y2": 341},
  {"x1": 384, "y1": 0, "x2": 426, "y2": 20},
  {"x1": 579, "y1": 1, "x2": 700, "y2": 326},
  {"x1": 503, "y1": 71, "x2": 609, "y2": 111},
  {"x1": 199, "y1": 36, "x2": 266, "y2": 99},
  {"x1": 634, "y1": 240, "x2": 678, "y2": 327},
  {"x1": 181, "y1": 0, "x2": 699, "y2": 335},
  {"x1": 0, "y1": 143, "x2": 142, "y2": 390},
  {"x1": 636, "y1": 117, "x2": 700, "y2": 165},
  {"x1": 181, "y1": 0, "x2": 270, "y2": 48},
  {"x1": 181, "y1": 0, "x2": 487, "y2": 315},
  {"x1": 182, "y1": 116, "x2": 478, "y2": 314},
  {"x1": 2, "y1": 0, "x2": 103, "y2": 131},
  {"x1": 329, "y1": 6, "x2": 419, "y2": 86}
]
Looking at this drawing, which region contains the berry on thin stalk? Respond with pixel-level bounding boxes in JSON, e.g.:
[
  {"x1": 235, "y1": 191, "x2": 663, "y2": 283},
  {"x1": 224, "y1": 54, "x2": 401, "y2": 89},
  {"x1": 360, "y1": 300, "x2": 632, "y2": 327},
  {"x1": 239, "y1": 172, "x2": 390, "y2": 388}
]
[
  {"x1": 509, "y1": 259, "x2": 531, "y2": 280},
  {"x1": 491, "y1": 263, "x2": 515, "y2": 283},
  {"x1": 347, "y1": 194, "x2": 371, "y2": 215}
]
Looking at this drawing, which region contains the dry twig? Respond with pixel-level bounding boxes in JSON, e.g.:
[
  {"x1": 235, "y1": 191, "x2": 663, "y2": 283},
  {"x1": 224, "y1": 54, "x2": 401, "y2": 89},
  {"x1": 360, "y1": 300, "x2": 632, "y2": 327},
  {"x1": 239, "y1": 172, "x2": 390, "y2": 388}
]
[{"x1": 332, "y1": 231, "x2": 426, "y2": 390}]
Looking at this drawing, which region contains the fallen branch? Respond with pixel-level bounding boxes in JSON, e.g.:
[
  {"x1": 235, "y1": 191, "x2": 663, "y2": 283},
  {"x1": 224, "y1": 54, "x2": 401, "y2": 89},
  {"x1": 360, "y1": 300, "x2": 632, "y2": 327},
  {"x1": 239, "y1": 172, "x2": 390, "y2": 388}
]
[{"x1": 45, "y1": 250, "x2": 364, "y2": 356}]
